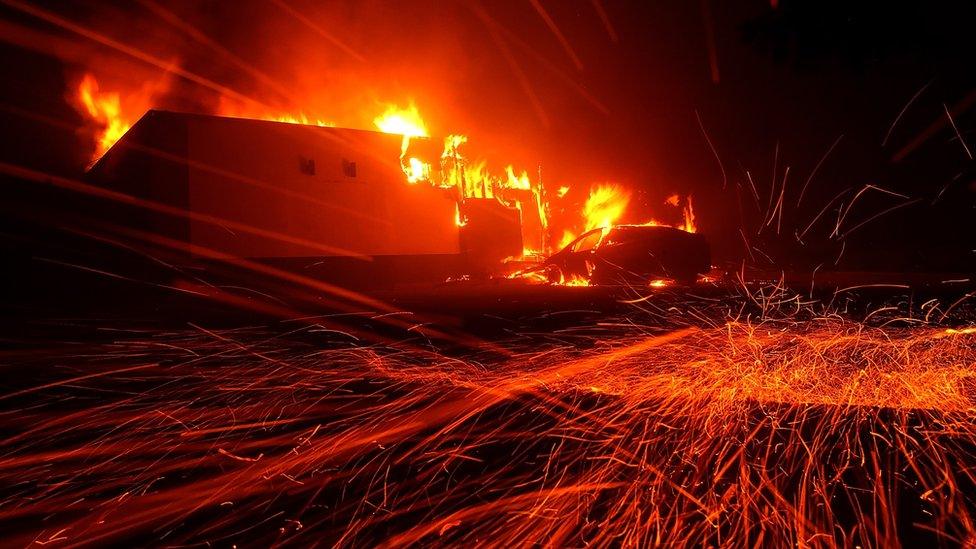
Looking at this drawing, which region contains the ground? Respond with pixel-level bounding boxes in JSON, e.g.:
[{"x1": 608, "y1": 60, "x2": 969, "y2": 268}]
[{"x1": 2, "y1": 276, "x2": 975, "y2": 547}]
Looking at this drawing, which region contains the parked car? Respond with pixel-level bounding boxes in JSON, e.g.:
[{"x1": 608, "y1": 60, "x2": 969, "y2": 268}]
[{"x1": 529, "y1": 225, "x2": 711, "y2": 285}]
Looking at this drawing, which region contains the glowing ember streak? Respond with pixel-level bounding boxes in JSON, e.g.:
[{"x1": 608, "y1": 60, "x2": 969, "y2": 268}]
[{"x1": 3, "y1": 299, "x2": 976, "y2": 546}]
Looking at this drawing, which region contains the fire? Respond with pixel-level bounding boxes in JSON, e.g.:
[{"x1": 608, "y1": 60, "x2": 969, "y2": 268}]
[
  {"x1": 559, "y1": 184, "x2": 631, "y2": 248},
  {"x1": 73, "y1": 73, "x2": 174, "y2": 165},
  {"x1": 505, "y1": 166, "x2": 532, "y2": 190},
  {"x1": 268, "y1": 113, "x2": 333, "y2": 127},
  {"x1": 215, "y1": 97, "x2": 334, "y2": 128},
  {"x1": 563, "y1": 274, "x2": 591, "y2": 286},
  {"x1": 373, "y1": 103, "x2": 428, "y2": 137},
  {"x1": 555, "y1": 186, "x2": 696, "y2": 254},
  {"x1": 680, "y1": 195, "x2": 696, "y2": 233},
  {"x1": 582, "y1": 184, "x2": 631, "y2": 232},
  {"x1": 406, "y1": 157, "x2": 429, "y2": 184},
  {"x1": 76, "y1": 74, "x2": 129, "y2": 162},
  {"x1": 68, "y1": 79, "x2": 693, "y2": 259},
  {"x1": 454, "y1": 204, "x2": 466, "y2": 227},
  {"x1": 72, "y1": 73, "x2": 171, "y2": 165},
  {"x1": 372, "y1": 103, "x2": 433, "y2": 184}
]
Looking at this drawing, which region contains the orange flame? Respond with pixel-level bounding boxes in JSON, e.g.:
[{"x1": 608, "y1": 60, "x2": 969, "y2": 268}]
[
  {"x1": 680, "y1": 195, "x2": 697, "y2": 233},
  {"x1": 583, "y1": 184, "x2": 631, "y2": 232},
  {"x1": 72, "y1": 73, "x2": 171, "y2": 165},
  {"x1": 76, "y1": 74, "x2": 129, "y2": 161},
  {"x1": 504, "y1": 166, "x2": 532, "y2": 190},
  {"x1": 373, "y1": 103, "x2": 428, "y2": 137}
]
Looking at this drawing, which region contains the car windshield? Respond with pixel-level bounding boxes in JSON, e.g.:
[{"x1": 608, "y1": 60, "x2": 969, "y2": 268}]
[{"x1": 570, "y1": 229, "x2": 605, "y2": 253}]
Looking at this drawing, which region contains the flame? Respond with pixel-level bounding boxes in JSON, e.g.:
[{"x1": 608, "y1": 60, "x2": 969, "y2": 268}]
[
  {"x1": 680, "y1": 195, "x2": 697, "y2": 233},
  {"x1": 583, "y1": 184, "x2": 631, "y2": 232},
  {"x1": 563, "y1": 274, "x2": 590, "y2": 286},
  {"x1": 216, "y1": 97, "x2": 334, "y2": 127},
  {"x1": 268, "y1": 113, "x2": 333, "y2": 127},
  {"x1": 504, "y1": 166, "x2": 532, "y2": 190},
  {"x1": 73, "y1": 73, "x2": 168, "y2": 164},
  {"x1": 373, "y1": 103, "x2": 428, "y2": 137},
  {"x1": 76, "y1": 74, "x2": 129, "y2": 162},
  {"x1": 556, "y1": 188, "x2": 696, "y2": 253},
  {"x1": 406, "y1": 157, "x2": 429, "y2": 184},
  {"x1": 68, "y1": 79, "x2": 695, "y2": 259}
]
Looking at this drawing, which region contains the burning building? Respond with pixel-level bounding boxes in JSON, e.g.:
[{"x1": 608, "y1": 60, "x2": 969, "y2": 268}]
[{"x1": 86, "y1": 110, "x2": 532, "y2": 287}]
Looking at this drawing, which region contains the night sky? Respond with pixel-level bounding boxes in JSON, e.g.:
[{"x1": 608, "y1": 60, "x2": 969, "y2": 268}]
[{"x1": 1, "y1": 0, "x2": 974, "y2": 271}]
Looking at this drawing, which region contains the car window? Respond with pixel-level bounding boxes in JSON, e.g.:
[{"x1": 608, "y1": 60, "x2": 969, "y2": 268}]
[{"x1": 571, "y1": 230, "x2": 604, "y2": 253}]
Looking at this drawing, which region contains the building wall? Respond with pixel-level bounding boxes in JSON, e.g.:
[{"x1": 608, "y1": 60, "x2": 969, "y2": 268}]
[{"x1": 184, "y1": 116, "x2": 460, "y2": 258}]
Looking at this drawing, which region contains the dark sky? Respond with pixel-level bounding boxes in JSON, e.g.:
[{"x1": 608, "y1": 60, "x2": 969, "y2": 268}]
[{"x1": 1, "y1": 0, "x2": 974, "y2": 271}]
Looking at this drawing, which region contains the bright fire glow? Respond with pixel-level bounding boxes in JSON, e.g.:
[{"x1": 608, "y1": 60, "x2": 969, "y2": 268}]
[
  {"x1": 373, "y1": 103, "x2": 428, "y2": 137},
  {"x1": 505, "y1": 166, "x2": 532, "y2": 190},
  {"x1": 76, "y1": 74, "x2": 129, "y2": 162},
  {"x1": 406, "y1": 157, "x2": 429, "y2": 184},
  {"x1": 563, "y1": 274, "x2": 590, "y2": 286},
  {"x1": 680, "y1": 195, "x2": 697, "y2": 233},
  {"x1": 583, "y1": 184, "x2": 631, "y2": 232},
  {"x1": 72, "y1": 73, "x2": 171, "y2": 165},
  {"x1": 560, "y1": 184, "x2": 631, "y2": 248}
]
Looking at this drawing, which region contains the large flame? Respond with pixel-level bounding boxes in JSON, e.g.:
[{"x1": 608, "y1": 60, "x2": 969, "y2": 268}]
[
  {"x1": 72, "y1": 73, "x2": 170, "y2": 165},
  {"x1": 373, "y1": 103, "x2": 428, "y2": 137},
  {"x1": 74, "y1": 74, "x2": 140, "y2": 164},
  {"x1": 76, "y1": 74, "x2": 128, "y2": 161},
  {"x1": 557, "y1": 185, "x2": 697, "y2": 250},
  {"x1": 582, "y1": 184, "x2": 630, "y2": 232}
]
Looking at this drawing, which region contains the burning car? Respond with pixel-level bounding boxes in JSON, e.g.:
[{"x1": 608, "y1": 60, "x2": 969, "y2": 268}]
[{"x1": 524, "y1": 224, "x2": 711, "y2": 286}]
